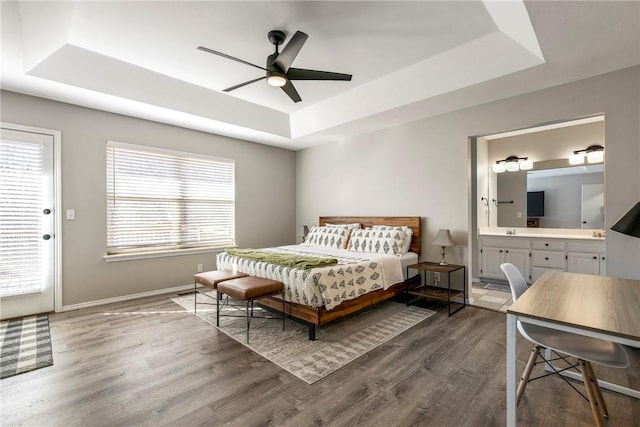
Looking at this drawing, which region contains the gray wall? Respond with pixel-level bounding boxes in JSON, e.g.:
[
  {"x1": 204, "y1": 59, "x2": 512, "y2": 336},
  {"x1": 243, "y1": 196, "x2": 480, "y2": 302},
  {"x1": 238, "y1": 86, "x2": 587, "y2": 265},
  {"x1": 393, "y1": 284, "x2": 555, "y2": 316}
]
[
  {"x1": 296, "y1": 66, "x2": 640, "y2": 280},
  {"x1": 1, "y1": 90, "x2": 296, "y2": 306},
  {"x1": 497, "y1": 171, "x2": 527, "y2": 228}
]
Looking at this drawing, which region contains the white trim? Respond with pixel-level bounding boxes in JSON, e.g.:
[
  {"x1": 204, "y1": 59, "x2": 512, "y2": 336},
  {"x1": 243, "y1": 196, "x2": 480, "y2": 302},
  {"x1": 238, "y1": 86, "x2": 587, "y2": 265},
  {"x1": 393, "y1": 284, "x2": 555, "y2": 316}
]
[
  {"x1": 1, "y1": 122, "x2": 63, "y2": 314},
  {"x1": 103, "y1": 246, "x2": 232, "y2": 262},
  {"x1": 62, "y1": 283, "x2": 194, "y2": 312}
]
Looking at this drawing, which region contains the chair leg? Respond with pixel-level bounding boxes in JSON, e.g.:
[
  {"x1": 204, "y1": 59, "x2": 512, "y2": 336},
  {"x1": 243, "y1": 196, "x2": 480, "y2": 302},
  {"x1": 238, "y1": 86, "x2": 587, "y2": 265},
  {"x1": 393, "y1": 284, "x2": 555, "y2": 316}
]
[
  {"x1": 584, "y1": 361, "x2": 609, "y2": 418},
  {"x1": 517, "y1": 345, "x2": 542, "y2": 405},
  {"x1": 579, "y1": 359, "x2": 604, "y2": 427}
]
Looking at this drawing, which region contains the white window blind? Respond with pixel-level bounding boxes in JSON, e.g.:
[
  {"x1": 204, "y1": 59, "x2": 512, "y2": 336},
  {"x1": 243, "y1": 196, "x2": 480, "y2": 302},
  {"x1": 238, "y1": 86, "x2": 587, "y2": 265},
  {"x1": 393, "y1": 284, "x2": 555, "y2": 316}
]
[
  {"x1": 0, "y1": 139, "x2": 43, "y2": 296},
  {"x1": 106, "y1": 141, "x2": 235, "y2": 254}
]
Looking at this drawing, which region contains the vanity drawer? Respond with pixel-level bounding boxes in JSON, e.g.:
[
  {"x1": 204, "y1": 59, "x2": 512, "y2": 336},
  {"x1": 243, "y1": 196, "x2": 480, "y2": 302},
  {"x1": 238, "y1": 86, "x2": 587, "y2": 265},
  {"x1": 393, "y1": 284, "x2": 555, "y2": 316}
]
[
  {"x1": 531, "y1": 250, "x2": 566, "y2": 268},
  {"x1": 532, "y1": 240, "x2": 566, "y2": 251}
]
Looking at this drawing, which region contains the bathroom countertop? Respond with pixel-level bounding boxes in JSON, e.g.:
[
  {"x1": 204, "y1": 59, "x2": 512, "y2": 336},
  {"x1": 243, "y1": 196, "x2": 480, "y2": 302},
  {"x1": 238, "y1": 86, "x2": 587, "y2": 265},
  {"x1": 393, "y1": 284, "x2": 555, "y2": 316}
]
[{"x1": 478, "y1": 232, "x2": 605, "y2": 241}]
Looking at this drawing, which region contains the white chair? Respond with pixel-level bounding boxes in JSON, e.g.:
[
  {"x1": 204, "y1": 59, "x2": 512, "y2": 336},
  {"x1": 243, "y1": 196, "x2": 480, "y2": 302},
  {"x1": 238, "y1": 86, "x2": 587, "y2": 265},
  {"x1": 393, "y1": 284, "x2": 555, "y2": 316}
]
[{"x1": 500, "y1": 263, "x2": 629, "y2": 427}]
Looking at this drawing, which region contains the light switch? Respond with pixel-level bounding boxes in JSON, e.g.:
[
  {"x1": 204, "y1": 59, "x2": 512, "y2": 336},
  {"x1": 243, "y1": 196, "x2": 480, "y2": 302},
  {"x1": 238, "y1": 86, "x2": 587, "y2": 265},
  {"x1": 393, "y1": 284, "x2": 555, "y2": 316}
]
[
  {"x1": 66, "y1": 209, "x2": 75, "y2": 220},
  {"x1": 517, "y1": 211, "x2": 522, "y2": 218}
]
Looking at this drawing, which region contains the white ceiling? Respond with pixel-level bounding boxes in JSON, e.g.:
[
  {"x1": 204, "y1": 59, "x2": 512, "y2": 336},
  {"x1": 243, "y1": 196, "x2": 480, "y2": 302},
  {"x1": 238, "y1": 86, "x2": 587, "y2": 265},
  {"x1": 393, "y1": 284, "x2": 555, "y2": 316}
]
[{"x1": 2, "y1": 1, "x2": 639, "y2": 151}]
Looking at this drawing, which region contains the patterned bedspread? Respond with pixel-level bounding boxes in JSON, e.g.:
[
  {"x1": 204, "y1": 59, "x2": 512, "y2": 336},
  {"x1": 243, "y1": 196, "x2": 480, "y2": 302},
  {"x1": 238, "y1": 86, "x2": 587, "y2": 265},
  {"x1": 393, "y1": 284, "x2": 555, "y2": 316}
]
[{"x1": 216, "y1": 245, "x2": 404, "y2": 310}]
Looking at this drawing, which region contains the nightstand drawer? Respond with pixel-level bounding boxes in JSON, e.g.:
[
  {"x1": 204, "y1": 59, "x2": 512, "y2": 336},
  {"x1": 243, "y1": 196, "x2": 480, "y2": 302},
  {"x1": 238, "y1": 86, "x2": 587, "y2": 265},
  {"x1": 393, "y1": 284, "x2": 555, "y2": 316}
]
[{"x1": 531, "y1": 250, "x2": 566, "y2": 268}]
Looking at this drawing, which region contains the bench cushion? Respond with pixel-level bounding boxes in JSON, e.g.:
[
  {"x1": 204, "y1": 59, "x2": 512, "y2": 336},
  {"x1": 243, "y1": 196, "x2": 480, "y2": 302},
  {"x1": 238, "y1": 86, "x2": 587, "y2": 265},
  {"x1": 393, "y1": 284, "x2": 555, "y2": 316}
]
[
  {"x1": 194, "y1": 270, "x2": 248, "y2": 289},
  {"x1": 217, "y1": 276, "x2": 283, "y2": 300}
]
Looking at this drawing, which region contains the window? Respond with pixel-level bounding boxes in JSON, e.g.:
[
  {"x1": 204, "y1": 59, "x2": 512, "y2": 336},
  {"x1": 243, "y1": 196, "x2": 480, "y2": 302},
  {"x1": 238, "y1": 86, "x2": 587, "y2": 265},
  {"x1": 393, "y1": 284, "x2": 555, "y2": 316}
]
[{"x1": 106, "y1": 141, "x2": 235, "y2": 255}]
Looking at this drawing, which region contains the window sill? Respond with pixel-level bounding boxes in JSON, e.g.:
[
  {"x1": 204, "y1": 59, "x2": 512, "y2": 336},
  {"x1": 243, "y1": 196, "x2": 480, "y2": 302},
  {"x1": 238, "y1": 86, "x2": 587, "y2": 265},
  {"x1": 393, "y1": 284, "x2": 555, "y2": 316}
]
[{"x1": 103, "y1": 246, "x2": 236, "y2": 263}]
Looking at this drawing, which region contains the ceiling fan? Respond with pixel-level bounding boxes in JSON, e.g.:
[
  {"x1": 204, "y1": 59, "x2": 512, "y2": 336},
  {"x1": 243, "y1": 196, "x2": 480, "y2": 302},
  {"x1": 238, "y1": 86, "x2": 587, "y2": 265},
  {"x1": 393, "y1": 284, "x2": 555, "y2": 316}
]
[{"x1": 197, "y1": 30, "x2": 352, "y2": 103}]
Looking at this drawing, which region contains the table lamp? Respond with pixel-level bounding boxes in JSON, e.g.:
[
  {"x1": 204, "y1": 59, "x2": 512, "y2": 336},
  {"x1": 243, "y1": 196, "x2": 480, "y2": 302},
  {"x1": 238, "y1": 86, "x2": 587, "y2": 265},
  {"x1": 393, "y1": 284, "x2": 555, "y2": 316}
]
[
  {"x1": 433, "y1": 229, "x2": 455, "y2": 265},
  {"x1": 301, "y1": 225, "x2": 310, "y2": 242},
  {"x1": 611, "y1": 202, "x2": 640, "y2": 238}
]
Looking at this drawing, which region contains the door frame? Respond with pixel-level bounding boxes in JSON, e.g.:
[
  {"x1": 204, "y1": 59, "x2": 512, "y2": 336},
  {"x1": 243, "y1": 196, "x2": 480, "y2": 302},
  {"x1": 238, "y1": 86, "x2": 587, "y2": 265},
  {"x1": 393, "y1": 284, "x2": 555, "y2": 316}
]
[{"x1": 1, "y1": 122, "x2": 62, "y2": 313}]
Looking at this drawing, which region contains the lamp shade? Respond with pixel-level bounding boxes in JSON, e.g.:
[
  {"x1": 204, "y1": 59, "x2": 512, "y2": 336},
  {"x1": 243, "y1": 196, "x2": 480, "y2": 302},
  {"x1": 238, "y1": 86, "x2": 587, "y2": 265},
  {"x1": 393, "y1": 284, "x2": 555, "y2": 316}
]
[
  {"x1": 505, "y1": 160, "x2": 519, "y2": 172},
  {"x1": 587, "y1": 150, "x2": 604, "y2": 164},
  {"x1": 519, "y1": 159, "x2": 533, "y2": 170},
  {"x1": 611, "y1": 202, "x2": 640, "y2": 238},
  {"x1": 492, "y1": 163, "x2": 506, "y2": 173},
  {"x1": 433, "y1": 229, "x2": 454, "y2": 247},
  {"x1": 569, "y1": 153, "x2": 585, "y2": 165}
]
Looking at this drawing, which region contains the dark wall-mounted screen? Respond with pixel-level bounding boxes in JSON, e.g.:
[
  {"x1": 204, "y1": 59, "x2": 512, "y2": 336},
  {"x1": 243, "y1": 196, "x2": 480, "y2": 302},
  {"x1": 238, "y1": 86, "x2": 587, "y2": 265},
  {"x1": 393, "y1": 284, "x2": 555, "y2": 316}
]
[{"x1": 527, "y1": 191, "x2": 545, "y2": 217}]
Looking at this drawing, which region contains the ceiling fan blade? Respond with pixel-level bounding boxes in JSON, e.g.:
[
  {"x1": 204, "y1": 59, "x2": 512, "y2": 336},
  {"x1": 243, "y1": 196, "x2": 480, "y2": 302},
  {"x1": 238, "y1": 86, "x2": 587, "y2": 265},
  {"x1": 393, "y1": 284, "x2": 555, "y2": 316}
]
[
  {"x1": 273, "y1": 31, "x2": 308, "y2": 73},
  {"x1": 223, "y1": 76, "x2": 267, "y2": 92},
  {"x1": 197, "y1": 46, "x2": 267, "y2": 72},
  {"x1": 281, "y1": 80, "x2": 302, "y2": 103},
  {"x1": 287, "y1": 68, "x2": 352, "y2": 81}
]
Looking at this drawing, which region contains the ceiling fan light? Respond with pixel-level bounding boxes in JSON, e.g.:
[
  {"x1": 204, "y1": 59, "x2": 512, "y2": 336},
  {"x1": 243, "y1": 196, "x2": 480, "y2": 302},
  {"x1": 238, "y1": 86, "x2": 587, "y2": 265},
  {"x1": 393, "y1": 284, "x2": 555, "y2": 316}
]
[{"x1": 267, "y1": 73, "x2": 287, "y2": 87}]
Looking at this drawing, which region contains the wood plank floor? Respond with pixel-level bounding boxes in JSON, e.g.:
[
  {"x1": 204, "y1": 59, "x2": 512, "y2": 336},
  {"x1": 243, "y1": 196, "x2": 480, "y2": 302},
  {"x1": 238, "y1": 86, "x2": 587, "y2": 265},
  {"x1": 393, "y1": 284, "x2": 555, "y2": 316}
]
[{"x1": 1, "y1": 293, "x2": 638, "y2": 426}]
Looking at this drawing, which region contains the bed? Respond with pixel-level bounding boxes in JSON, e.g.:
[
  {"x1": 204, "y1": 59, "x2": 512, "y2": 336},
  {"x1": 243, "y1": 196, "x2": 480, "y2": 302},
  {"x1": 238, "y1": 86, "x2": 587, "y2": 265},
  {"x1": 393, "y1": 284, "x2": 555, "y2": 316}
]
[{"x1": 216, "y1": 216, "x2": 421, "y2": 340}]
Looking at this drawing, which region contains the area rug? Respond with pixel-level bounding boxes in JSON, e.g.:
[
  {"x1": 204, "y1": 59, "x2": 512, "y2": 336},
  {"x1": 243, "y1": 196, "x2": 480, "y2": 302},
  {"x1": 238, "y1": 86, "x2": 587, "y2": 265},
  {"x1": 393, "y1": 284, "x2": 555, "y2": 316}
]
[
  {"x1": 0, "y1": 315, "x2": 53, "y2": 379},
  {"x1": 172, "y1": 292, "x2": 436, "y2": 384}
]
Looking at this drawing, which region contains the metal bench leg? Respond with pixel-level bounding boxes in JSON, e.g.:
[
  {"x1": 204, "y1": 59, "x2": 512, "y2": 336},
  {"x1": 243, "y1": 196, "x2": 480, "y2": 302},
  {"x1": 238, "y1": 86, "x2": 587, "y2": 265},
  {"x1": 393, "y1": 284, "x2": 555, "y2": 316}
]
[
  {"x1": 216, "y1": 290, "x2": 221, "y2": 326},
  {"x1": 246, "y1": 300, "x2": 251, "y2": 343}
]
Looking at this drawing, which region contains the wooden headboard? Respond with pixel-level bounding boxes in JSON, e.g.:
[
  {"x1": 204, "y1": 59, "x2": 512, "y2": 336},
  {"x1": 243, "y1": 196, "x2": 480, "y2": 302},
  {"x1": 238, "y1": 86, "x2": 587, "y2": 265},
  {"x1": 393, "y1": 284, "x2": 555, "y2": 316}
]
[{"x1": 319, "y1": 216, "x2": 421, "y2": 255}]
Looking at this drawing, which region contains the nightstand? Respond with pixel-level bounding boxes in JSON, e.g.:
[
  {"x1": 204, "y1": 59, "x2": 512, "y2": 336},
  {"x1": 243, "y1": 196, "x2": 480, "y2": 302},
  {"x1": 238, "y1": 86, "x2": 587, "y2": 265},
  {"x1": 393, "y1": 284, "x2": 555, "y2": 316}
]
[{"x1": 405, "y1": 262, "x2": 466, "y2": 316}]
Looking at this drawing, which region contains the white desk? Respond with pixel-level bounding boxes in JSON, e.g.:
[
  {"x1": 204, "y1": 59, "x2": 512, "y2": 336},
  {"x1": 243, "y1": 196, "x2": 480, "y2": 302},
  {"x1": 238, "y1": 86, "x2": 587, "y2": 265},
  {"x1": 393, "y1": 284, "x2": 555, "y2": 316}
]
[{"x1": 506, "y1": 271, "x2": 640, "y2": 426}]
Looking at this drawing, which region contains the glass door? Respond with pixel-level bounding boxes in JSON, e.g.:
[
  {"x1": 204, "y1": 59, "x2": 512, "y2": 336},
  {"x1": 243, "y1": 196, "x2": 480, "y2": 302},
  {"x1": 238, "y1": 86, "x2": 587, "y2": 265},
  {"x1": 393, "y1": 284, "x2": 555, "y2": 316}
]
[{"x1": 0, "y1": 127, "x2": 55, "y2": 319}]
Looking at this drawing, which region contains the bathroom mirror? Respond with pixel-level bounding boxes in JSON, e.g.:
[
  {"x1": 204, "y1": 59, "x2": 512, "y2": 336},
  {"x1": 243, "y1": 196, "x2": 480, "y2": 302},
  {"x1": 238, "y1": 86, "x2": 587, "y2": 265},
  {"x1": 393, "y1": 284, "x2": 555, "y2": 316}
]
[
  {"x1": 496, "y1": 162, "x2": 604, "y2": 229},
  {"x1": 483, "y1": 116, "x2": 605, "y2": 230}
]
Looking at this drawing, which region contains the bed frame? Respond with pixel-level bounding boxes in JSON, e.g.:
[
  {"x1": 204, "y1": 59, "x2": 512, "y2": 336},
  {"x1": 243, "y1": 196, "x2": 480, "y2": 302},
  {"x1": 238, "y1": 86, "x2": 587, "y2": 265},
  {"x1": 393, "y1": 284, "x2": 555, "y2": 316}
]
[{"x1": 257, "y1": 216, "x2": 421, "y2": 340}]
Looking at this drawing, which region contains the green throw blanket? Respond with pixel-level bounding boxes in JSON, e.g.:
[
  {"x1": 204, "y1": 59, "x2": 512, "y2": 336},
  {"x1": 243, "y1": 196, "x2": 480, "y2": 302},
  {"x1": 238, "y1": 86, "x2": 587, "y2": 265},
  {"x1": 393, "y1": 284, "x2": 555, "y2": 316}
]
[{"x1": 225, "y1": 248, "x2": 338, "y2": 270}]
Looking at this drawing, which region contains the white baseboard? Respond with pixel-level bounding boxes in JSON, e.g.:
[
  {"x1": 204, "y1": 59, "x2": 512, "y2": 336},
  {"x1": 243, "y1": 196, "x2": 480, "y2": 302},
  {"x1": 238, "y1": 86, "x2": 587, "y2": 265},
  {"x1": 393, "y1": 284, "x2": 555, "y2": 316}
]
[{"x1": 61, "y1": 283, "x2": 194, "y2": 312}]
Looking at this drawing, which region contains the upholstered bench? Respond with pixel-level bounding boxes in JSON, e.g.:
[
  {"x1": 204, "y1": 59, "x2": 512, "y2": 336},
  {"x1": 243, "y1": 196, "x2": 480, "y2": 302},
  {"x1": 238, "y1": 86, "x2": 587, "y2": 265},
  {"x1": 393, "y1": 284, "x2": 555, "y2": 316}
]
[
  {"x1": 216, "y1": 276, "x2": 285, "y2": 343},
  {"x1": 193, "y1": 270, "x2": 249, "y2": 313}
]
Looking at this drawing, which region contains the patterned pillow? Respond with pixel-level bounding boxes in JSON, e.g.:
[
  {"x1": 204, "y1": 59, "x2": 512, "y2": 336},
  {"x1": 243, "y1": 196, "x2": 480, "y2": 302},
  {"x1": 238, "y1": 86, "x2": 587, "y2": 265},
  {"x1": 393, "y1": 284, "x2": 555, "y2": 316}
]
[
  {"x1": 347, "y1": 229, "x2": 405, "y2": 255},
  {"x1": 303, "y1": 226, "x2": 349, "y2": 249},
  {"x1": 346, "y1": 229, "x2": 372, "y2": 252},
  {"x1": 325, "y1": 223, "x2": 361, "y2": 248},
  {"x1": 371, "y1": 225, "x2": 413, "y2": 254}
]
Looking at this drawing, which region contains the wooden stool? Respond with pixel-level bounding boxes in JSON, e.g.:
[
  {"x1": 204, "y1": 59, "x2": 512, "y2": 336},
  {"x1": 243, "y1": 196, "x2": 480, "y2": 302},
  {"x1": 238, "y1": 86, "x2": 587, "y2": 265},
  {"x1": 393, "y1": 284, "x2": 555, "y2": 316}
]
[
  {"x1": 193, "y1": 270, "x2": 248, "y2": 313},
  {"x1": 216, "y1": 276, "x2": 285, "y2": 343}
]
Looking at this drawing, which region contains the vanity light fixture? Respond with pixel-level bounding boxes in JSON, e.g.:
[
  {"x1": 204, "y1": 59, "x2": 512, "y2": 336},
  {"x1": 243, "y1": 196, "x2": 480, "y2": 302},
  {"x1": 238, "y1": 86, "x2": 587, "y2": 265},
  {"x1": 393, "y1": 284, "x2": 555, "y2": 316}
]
[
  {"x1": 569, "y1": 144, "x2": 604, "y2": 165},
  {"x1": 492, "y1": 155, "x2": 532, "y2": 173}
]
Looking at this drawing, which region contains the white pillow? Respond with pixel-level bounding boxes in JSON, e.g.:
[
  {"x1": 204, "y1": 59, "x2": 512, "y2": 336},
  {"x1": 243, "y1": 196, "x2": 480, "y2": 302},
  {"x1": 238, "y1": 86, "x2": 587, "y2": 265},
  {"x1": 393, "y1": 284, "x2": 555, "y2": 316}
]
[
  {"x1": 371, "y1": 225, "x2": 413, "y2": 254},
  {"x1": 303, "y1": 226, "x2": 349, "y2": 249},
  {"x1": 325, "y1": 222, "x2": 361, "y2": 231}
]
